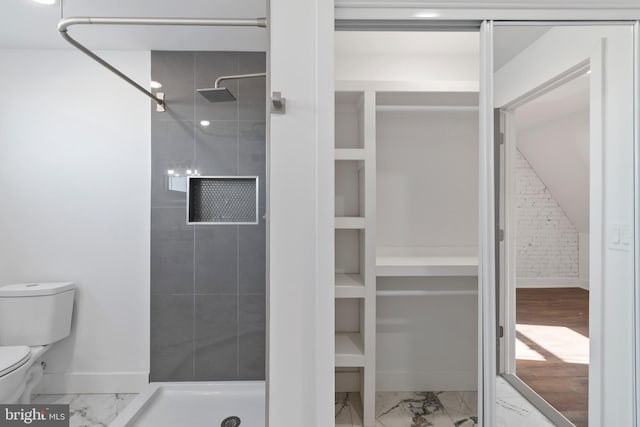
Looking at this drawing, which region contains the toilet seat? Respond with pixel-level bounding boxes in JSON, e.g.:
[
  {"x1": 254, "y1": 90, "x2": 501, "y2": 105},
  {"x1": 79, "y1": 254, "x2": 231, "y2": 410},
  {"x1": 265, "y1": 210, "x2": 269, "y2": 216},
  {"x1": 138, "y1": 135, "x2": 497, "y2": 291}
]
[{"x1": 0, "y1": 346, "x2": 31, "y2": 377}]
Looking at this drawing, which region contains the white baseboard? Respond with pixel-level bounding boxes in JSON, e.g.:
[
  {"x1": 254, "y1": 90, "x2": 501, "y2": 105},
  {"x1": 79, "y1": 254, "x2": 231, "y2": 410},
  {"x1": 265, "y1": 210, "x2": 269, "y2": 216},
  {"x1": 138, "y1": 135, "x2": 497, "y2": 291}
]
[
  {"x1": 516, "y1": 278, "x2": 589, "y2": 289},
  {"x1": 35, "y1": 372, "x2": 148, "y2": 394},
  {"x1": 377, "y1": 371, "x2": 477, "y2": 392}
]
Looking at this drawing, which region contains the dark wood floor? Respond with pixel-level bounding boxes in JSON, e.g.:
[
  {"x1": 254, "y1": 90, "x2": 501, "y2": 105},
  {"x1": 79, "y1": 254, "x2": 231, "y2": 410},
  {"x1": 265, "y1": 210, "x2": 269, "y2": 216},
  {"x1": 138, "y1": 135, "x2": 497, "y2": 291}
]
[{"x1": 516, "y1": 287, "x2": 589, "y2": 427}]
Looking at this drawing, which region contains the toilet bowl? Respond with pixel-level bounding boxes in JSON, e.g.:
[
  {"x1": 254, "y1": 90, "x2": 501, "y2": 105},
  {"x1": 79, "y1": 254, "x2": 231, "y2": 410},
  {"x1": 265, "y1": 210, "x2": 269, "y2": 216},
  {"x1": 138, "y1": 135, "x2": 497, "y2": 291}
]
[
  {"x1": 0, "y1": 346, "x2": 49, "y2": 404},
  {"x1": 0, "y1": 282, "x2": 75, "y2": 404}
]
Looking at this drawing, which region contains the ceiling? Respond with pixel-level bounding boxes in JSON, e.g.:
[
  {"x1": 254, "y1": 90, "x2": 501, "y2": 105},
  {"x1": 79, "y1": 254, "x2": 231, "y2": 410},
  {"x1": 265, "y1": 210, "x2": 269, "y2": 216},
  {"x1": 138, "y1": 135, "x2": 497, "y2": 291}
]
[
  {"x1": 516, "y1": 72, "x2": 589, "y2": 130},
  {"x1": 0, "y1": 0, "x2": 267, "y2": 51},
  {"x1": 493, "y1": 26, "x2": 550, "y2": 71}
]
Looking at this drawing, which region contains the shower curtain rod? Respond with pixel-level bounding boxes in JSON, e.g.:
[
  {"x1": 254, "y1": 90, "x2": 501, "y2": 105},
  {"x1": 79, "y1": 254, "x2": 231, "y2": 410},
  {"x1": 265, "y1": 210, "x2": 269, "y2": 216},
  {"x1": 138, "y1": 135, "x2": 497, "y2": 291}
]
[{"x1": 57, "y1": 17, "x2": 267, "y2": 112}]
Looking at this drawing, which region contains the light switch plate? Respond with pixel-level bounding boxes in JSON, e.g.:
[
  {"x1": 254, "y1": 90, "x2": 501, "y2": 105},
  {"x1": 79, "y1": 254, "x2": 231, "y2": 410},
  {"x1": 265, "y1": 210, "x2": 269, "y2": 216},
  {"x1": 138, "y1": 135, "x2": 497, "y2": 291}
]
[{"x1": 608, "y1": 224, "x2": 631, "y2": 251}]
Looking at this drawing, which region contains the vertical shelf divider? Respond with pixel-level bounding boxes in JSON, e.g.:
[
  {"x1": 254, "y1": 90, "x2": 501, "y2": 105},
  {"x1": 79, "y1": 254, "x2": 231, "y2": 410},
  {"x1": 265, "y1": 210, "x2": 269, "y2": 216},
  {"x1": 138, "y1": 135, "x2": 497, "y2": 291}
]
[{"x1": 361, "y1": 90, "x2": 377, "y2": 427}]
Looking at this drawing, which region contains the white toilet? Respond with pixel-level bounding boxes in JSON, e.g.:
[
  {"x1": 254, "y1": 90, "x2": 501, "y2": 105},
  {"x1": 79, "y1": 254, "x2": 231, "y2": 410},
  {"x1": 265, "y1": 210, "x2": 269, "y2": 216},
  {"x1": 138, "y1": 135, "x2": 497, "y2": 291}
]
[{"x1": 0, "y1": 282, "x2": 75, "y2": 404}]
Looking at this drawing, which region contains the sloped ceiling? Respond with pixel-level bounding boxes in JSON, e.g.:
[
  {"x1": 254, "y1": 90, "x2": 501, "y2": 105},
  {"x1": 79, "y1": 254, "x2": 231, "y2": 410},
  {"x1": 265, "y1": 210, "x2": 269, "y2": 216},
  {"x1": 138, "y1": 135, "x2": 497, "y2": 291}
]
[
  {"x1": 494, "y1": 26, "x2": 550, "y2": 71},
  {"x1": 0, "y1": 0, "x2": 267, "y2": 51},
  {"x1": 516, "y1": 75, "x2": 590, "y2": 232}
]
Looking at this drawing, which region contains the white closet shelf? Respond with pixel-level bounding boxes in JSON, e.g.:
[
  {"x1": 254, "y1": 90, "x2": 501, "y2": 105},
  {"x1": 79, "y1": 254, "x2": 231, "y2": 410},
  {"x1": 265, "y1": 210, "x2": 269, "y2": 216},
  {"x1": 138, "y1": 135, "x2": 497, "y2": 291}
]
[
  {"x1": 376, "y1": 105, "x2": 478, "y2": 112},
  {"x1": 335, "y1": 332, "x2": 365, "y2": 367},
  {"x1": 335, "y1": 148, "x2": 366, "y2": 161},
  {"x1": 335, "y1": 217, "x2": 365, "y2": 229},
  {"x1": 335, "y1": 274, "x2": 365, "y2": 298},
  {"x1": 376, "y1": 247, "x2": 478, "y2": 277}
]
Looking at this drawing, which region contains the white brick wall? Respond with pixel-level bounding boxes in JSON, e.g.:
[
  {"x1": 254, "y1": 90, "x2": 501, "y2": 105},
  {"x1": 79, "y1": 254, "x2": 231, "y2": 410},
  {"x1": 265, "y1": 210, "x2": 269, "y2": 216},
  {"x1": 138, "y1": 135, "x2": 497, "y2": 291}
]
[{"x1": 515, "y1": 150, "x2": 579, "y2": 278}]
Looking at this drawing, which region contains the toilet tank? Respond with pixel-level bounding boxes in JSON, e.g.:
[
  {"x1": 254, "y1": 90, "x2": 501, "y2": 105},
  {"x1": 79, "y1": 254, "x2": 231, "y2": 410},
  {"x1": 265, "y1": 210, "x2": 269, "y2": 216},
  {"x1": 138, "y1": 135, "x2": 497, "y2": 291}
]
[{"x1": 0, "y1": 282, "x2": 75, "y2": 346}]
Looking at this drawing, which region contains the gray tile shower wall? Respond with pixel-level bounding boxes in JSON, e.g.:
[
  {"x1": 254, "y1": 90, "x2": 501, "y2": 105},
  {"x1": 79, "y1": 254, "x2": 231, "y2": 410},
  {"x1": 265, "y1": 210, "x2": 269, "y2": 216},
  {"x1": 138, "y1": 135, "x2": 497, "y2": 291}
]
[{"x1": 150, "y1": 51, "x2": 266, "y2": 382}]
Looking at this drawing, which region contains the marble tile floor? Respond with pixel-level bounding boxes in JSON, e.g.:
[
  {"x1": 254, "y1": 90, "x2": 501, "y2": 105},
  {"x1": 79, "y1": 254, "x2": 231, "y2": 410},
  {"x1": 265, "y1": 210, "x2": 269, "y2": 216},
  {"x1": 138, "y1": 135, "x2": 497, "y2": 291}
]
[
  {"x1": 32, "y1": 393, "x2": 137, "y2": 427},
  {"x1": 31, "y1": 381, "x2": 548, "y2": 427},
  {"x1": 336, "y1": 391, "x2": 478, "y2": 427},
  {"x1": 496, "y1": 376, "x2": 553, "y2": 427}
]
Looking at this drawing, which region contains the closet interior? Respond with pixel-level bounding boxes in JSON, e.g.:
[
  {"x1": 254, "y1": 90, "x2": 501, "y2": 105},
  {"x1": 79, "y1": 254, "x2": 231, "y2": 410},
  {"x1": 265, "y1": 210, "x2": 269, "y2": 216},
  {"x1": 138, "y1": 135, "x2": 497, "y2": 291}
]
[{"x1": 333, "y1": 31, "x2": 481, "y2": 426}]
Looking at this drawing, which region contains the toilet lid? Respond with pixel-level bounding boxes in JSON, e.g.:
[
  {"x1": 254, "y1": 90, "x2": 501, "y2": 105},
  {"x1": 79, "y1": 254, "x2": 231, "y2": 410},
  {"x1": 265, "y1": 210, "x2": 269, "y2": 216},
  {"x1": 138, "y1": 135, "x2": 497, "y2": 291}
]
[{"x1": 0, "y1": 346, "x2": 30, "y2": 377}]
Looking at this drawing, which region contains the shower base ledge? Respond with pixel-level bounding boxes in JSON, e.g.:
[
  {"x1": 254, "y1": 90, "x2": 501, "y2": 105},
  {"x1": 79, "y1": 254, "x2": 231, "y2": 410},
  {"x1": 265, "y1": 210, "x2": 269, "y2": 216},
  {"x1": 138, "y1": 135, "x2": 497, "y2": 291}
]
[{"x1": 110, "y1": 381, "x2": 265, "y2": 427}]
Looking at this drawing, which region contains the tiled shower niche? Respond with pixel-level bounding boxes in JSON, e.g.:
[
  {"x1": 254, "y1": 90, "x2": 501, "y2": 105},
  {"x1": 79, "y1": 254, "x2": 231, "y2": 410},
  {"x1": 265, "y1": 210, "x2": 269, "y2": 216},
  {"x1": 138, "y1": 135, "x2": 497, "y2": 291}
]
[{"x1": 188, "y1": 176, "x2": 259, "y2": 224}]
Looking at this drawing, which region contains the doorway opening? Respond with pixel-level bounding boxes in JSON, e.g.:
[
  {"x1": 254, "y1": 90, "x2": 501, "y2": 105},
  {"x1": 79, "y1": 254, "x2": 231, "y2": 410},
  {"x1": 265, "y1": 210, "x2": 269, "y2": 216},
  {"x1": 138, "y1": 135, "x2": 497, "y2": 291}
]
[
  {"x1": 500, "y1": 67, "x2": 591, "y2": 427},
  {"x1": 514, "y1": 72, "x2": 590, "y2": 427}
]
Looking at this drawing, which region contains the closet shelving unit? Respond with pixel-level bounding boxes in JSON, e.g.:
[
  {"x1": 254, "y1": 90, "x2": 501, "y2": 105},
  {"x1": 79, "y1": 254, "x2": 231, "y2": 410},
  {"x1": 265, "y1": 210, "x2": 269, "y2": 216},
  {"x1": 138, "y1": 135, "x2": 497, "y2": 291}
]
[
  {"x1": 334, "y1": 84, "x2": 479, "y2": 426},
  {"x1": 334, "y1": 90, "x2": 376, "y2": 426}
]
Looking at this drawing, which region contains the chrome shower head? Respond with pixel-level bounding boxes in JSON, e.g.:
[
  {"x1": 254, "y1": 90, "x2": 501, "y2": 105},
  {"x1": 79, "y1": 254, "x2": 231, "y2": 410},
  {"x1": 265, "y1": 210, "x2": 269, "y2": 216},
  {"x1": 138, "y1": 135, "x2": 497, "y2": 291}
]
[{"x1": 197, "y1": 87, "x2": 237, "y2": 103}]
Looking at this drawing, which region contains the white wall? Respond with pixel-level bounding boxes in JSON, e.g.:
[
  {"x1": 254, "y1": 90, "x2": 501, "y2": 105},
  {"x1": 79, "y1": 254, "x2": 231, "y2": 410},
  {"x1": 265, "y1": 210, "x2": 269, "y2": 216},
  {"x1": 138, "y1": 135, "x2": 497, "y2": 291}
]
[
  {"x1": 376, "y1": 277, "x2": 478, "y2": 392},
  {"x1": 377, "y1": 109, "x2": 479, "y2": 249},
  {"x1": 336, "y1": 54, "x2": 478, "y2": 89},
  {"x1": 268, "y1": 0, "x2": 335, "y2": 425},
  {"x1": 335, "y1": 32, "x2": 479, "y2": 91},
  {"x1": 0, "y1": 49, "x2": 150, "y2": 393},
  {"x1": 515, "y1": 149, "x2": 580, "y2": 281}
]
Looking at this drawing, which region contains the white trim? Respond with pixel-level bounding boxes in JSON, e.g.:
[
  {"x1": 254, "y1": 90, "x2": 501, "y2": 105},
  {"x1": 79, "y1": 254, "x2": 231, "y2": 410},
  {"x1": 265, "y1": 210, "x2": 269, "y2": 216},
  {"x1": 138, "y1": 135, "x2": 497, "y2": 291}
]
[
  {"x1": 336, "y1": 2, "x2": 639, "y2": 9},
  {"x1": 35, "y1": 372, "x2": 148, "y2": 394},
  {"x1": 503, "y1": 109, "x2": 518, "y2": 375},
  {"x1": 479, "y1": 19, "x2": 496, "y2": 427},
  {"x1": 588, "y1": 38, "x2": 605, "y2": 427},
  {"x1": 634, "y1": 20, "x2": 640, "y2": 427},
  {"x1": 515, "y1": 278, "x2": 589, "y2": 289},
  {"x1": 335, "y1": 8, "x2": 640, "y2": 21}
]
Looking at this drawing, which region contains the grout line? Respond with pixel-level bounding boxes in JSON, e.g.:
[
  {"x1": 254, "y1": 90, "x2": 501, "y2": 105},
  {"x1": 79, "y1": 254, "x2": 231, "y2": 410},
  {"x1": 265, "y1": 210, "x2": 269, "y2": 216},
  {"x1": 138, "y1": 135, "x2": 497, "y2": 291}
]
[
  {"x1": 150, "y1": 292, "x2": 265, "y2": 296},
  {"x1": 151, "y1": 119, "x2": 264, "y2": 123},
  {"x1": 192, "y1": 52, "x2": 197, "y2": 379},
  {"x1": 236, "y1": 54, "x2": 241, "y2": 379}
]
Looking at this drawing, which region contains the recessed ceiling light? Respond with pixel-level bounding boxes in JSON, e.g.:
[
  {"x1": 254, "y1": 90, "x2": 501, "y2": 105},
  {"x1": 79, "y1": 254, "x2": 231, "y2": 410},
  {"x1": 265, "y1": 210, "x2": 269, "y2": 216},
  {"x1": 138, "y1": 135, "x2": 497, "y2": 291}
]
[
  {"x1": 150, "y1": 80, "x2": 162, "y2": 89},
  {"x1": 33, "y1": 0, "x2": 56, "y2": 4},
  {"x1": 413, "y1": 10, "x2": 440, "y2": 18},
  {"x1": 200, "y1": 120, "x2": 211, "y2": 127}
]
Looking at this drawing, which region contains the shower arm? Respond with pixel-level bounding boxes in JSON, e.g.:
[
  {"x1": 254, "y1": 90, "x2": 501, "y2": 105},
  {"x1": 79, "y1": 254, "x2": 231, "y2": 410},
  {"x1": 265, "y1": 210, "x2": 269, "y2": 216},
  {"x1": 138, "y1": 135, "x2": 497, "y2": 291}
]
[
  {"x1": 57, "y1": 17, "x2": 267, "y2": 111},
  {"x1": 214, "y1": 73, "x2": 267, "y2": 88}
]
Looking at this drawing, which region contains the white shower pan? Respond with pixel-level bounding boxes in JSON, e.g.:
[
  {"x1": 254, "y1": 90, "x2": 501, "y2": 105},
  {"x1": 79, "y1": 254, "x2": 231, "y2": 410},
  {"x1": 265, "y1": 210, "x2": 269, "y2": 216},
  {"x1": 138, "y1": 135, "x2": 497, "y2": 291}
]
[{"x1": 110, "y1": 381, "x2": 265, "y2": 427}]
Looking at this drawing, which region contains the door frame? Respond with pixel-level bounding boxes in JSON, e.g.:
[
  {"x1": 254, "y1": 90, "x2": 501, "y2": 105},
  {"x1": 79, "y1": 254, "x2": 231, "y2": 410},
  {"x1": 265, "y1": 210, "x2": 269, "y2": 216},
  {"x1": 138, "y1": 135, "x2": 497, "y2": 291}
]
[
  {"x1": 497, "y1": 59, "x2": 595, "y2": 427},
  {"x1": 498, "y1": 59, "x2": 593, "y2": 376}
]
